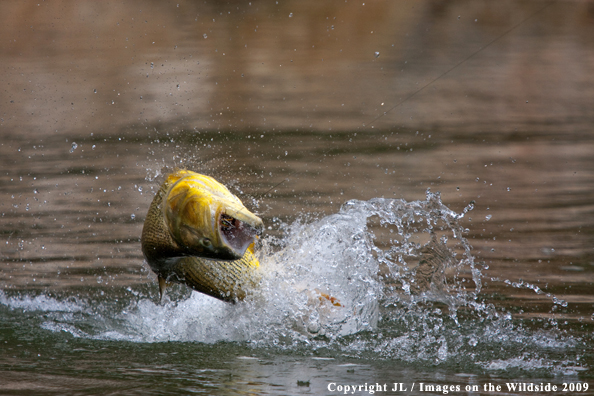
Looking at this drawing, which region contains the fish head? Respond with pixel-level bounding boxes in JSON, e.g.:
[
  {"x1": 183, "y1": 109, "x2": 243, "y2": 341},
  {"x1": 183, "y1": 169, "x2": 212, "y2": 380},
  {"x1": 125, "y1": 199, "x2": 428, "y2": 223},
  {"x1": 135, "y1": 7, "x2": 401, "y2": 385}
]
[{"x1": 163, "y1": 170, "x2": 263, "y2": 260}]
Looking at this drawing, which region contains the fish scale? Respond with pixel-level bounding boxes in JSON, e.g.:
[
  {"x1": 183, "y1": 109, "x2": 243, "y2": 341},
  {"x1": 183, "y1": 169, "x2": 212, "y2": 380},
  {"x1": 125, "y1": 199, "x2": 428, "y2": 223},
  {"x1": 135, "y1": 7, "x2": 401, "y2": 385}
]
[{"x1": 177, "y1": 249, "x2": 260, "y2": 302}]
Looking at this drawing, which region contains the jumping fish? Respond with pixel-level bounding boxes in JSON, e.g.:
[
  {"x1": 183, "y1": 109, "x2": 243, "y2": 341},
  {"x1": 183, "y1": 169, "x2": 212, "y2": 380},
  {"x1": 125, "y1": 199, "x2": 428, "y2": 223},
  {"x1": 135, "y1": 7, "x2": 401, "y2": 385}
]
[{"x1": 141, "y1": 169, "x2": 263, "y2": 302}]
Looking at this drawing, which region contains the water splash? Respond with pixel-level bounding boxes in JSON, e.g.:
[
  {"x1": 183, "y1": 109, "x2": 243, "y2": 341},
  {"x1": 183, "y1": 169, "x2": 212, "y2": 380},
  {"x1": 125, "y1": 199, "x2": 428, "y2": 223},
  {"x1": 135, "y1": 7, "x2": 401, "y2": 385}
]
[{"x1": 0, "y1": 192, "x2": 586, "y2": 373}]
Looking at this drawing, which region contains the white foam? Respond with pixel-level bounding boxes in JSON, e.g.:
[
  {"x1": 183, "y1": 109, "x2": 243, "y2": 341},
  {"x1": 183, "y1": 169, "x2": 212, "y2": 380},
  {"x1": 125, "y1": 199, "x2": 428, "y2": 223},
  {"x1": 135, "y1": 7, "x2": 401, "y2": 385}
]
[
  {"x1": 0, "y1": 290, "x2": 86, "y2": 313},
  {"x1": 3, "y1": 195, "x2": 583, "y2": 375}
]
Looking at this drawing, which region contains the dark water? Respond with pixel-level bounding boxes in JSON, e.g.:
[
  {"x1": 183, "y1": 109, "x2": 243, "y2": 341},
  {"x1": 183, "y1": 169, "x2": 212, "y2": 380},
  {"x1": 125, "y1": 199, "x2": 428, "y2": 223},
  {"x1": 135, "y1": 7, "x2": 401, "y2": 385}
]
[{"x1": 1, "y1": 1, "x2": 594, "y2": 394}]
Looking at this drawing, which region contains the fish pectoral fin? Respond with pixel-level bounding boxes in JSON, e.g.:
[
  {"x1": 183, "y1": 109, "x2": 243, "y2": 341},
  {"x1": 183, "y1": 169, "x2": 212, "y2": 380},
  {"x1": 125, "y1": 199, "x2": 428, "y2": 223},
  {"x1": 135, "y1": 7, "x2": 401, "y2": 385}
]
[
  {"x1": 316, "y1": 290, "x2": 344, "y2": 307},
  {"x1": 158, "y1": 276, "x2": 171, "y2": 302}
]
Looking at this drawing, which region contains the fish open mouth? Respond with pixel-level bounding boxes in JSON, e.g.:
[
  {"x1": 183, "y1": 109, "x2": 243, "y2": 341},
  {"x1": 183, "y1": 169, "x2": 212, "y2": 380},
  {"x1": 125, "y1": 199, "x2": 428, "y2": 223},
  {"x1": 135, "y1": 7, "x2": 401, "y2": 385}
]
[{"x1": 219, "y1": 213, "x2": 260, "y2": 256}]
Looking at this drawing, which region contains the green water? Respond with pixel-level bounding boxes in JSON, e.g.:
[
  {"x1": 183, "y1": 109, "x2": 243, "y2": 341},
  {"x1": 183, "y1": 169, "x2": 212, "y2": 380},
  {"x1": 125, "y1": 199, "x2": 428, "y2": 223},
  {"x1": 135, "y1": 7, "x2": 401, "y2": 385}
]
[{"x1": 1, "y1": 288, "x2": 592, "y2": 394}]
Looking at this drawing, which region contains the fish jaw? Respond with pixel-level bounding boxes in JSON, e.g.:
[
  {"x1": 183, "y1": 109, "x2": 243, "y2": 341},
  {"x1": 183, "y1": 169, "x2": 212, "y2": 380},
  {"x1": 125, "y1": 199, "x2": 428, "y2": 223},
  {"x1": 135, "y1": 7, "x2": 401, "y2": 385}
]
[{"x1": 163, "y1": 170, "x2": 263, "y2": 260}]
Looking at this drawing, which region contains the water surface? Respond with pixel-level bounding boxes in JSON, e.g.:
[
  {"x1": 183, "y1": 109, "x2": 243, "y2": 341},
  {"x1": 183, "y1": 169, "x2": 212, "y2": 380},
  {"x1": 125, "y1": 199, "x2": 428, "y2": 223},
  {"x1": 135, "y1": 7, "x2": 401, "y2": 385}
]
[{"x1": 1, "y1": 1, "x2": 593, "y2": 394}]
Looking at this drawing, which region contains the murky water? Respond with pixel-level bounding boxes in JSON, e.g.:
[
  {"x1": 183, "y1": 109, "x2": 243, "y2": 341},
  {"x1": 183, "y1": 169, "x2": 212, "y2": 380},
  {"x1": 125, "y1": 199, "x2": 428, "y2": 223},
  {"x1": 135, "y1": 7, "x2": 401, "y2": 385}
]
[{"x1": 1, "y1": 1, "x2": 594, "y2": 394}]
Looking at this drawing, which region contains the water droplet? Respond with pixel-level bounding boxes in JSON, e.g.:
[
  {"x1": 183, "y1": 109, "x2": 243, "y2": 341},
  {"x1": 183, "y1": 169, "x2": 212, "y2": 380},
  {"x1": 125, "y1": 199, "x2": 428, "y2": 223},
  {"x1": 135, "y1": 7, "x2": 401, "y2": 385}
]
[
  {"x1": 93, "y1": 89, "x2": 97, "y2": 93},
  {"x1": 131, "y1": 214, "x2": 136, "y2": 220},
  {"x1": 69, "y1": 142, "x2": 78, "y2": 153},
  {"x1": 203, "y1": 33, "x2": 208, "y2": 39},
  {"x1": 485, "y1": 215, "x2": 492, "y2": 221},
  {"x1": 307, "y1": 321, "x2": 320, "y2": 334},
  {"x1": 374, "y1": 51, "x2": 380, "y2": 58},
  {"x1": 289, "y1": 12, "x2": 293, "y2": 18},
  {"x1": 437, "y1": 342, "x2": 448, "y2": 360}
]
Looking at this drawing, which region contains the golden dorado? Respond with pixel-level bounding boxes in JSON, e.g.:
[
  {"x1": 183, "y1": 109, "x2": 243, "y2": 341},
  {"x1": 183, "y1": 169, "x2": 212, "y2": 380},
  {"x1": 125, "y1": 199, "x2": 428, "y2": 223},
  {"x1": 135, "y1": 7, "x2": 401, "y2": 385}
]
[{"x1": 141, "y1": 169, "x2": 263, "y2": 302}]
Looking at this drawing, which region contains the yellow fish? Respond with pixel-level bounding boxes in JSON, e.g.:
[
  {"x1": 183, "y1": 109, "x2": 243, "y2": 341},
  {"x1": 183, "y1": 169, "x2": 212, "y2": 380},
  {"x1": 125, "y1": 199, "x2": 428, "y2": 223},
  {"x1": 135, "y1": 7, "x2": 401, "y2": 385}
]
[{"x1": 141, "y1": 170, "x2": 263, "y2": 302}]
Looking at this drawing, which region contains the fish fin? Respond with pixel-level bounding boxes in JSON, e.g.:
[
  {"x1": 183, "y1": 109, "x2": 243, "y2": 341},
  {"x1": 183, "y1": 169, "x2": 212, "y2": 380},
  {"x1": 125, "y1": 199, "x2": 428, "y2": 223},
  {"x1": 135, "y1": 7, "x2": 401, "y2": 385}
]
[
  {"x1": 247, "y1": 241, "x2": 256, "y2": 254},
  {"x1": 317, "y1": 291, "x2": 344, "y2": 307},
  {"x1": 158, "y1": 276, "x2": 167, "y2": 302}
]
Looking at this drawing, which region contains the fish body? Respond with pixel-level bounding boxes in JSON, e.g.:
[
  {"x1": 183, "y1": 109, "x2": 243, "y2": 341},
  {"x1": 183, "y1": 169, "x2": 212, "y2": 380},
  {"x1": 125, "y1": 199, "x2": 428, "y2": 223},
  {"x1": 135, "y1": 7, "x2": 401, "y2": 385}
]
[{"x1": 141, "y1": 170, "x2": 263, "y2": 302}]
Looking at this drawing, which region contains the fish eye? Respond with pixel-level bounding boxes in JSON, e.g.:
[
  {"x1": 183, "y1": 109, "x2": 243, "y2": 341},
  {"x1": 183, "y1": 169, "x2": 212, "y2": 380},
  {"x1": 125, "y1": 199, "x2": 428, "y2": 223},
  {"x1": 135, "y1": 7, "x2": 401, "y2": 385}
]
[{"x1": 200, "y1": 238, "x2": 212, "y2": 247}]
